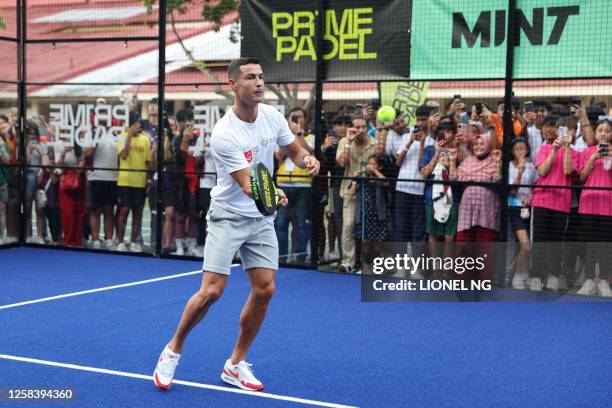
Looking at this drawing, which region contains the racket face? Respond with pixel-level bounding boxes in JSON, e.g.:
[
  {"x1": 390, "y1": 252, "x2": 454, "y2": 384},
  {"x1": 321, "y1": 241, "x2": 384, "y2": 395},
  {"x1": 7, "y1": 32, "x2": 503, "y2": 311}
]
[{"x1": 251, "y1": 163, "x2": 278, "y2": 216}]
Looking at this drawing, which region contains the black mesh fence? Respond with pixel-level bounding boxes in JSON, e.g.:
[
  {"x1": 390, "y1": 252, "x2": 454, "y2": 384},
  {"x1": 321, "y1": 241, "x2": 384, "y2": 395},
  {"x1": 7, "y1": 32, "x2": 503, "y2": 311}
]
[{"x1": 1, "y1": 0, "x2": 611, "y2": 298}]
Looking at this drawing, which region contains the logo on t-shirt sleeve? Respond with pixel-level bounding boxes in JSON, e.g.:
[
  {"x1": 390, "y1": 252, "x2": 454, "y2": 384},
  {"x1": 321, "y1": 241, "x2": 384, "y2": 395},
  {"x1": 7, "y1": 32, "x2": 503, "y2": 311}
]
[{"x1": 244, "y1": 149, "x2": 253, "y2": 163}]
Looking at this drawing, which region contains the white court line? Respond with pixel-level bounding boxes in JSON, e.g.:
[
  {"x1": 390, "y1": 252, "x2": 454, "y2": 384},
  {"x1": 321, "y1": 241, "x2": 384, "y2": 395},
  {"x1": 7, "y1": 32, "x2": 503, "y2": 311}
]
[
  {"x1": 0, "y1": 264, "x2": 240, "y2": 311},
  {"x1": 0, "y1": 353, "x2": 357, "y2": 408}
]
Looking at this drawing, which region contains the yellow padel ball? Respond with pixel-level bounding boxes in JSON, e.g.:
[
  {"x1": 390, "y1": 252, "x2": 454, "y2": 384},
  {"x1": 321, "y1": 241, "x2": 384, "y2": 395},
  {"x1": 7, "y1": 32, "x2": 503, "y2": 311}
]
[{"x1": 377, "y1": 106, "x2": 396, "y2": 123}]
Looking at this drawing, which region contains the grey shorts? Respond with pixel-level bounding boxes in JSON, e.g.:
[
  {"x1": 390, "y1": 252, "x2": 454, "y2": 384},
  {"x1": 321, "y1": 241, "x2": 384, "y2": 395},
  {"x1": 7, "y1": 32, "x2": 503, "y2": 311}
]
[{"x1": 203, "y1": 202, "x2": 278, "y2": 275}]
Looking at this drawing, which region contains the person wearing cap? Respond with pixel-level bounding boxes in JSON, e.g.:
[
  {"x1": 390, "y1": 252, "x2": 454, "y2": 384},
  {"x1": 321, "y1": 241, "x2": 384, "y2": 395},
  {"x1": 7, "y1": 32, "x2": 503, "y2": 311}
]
[
  {"x1": 115, "y1": 111, "x2": 151, "y2": 252},
  {"x1": 418, "y1": 117, "x2": 462, "y2": 274}
]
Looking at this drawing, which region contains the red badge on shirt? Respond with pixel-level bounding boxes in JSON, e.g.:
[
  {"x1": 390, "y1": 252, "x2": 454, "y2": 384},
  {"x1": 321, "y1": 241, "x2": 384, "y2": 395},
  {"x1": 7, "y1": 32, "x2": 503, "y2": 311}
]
[{"x1": 244, "y1": 149, "x2": 253, "y2": 163}]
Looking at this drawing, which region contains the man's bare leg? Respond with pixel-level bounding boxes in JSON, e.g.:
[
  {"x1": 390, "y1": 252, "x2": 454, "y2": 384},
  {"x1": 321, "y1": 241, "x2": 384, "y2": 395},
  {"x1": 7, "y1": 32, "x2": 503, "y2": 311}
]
[
  {"x1": 230, "y1": 267, "x2": 276, "y2": 364},
  {"x1": 167, "y1": 271, "x2": 228, "y2": 354}
]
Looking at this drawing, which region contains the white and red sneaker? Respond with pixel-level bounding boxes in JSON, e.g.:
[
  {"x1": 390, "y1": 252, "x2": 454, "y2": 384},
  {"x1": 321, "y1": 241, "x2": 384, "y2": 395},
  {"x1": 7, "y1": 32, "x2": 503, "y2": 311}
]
[
  {"x1": 221, "y1": 359, "x2": 264, "y2": 391},
  {"x1": 153, "y1": 345, "x2": 180, "y2": 390}
]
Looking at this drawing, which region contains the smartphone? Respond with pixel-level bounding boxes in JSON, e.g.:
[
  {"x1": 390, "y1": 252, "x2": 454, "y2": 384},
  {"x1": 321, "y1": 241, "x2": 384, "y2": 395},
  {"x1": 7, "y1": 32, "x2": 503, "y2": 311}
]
[
  {"x1": 599, "y1": 143, "x2": 609, "y2": 154},
  {"x1": 414, "y1": 124, "x2": 422, "y2": 132},
  {"x1": 328, "y1": 129, "x2": 337, "y2": 137},
  {"x1": 290, "y1": 115, "x2": 300, "y2": 124},
  {"x1": 355, "y1": 104, "x2": 363, "y2": 113},
  {"x1": 453, "y1": 94, "x2": 461, "y2": 100},
  {"x1": 557, "y1": 126, "x2": 569, "y2": 143},
  {"x1": 524, "y1": 101, "x2": 534, "y2": 113},
  {"x1": 475, "y1": 102, "x2": 483, "y2": 116},
  {"x1": 430, "y1": 106, "x2": 439, "y2": 115},
  {"x1": 570, "y1": 97, "x2": 581, "y2": 107},
  {"x1": 367, "y1": 99, "x2": 381, "y2": 109}
]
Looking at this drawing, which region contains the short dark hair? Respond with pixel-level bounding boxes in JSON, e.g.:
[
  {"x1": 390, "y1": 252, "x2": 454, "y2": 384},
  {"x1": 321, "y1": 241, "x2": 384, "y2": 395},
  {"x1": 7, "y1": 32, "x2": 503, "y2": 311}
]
[
  {"x1": 331, "y1": 115, "x2": 352, "y2": 125},
  {"x1": 128, "y1": 111, "x2": 141, "y2": 127},
  {"x1": 176, "y1": 108, "x2": 194, "y2": 124},
  {"x1": 415, "y1": 105, "x2": 430, "y2": 118},
  {"x1": 288, "y1": 107, "x2": 306, "y2": 118},
  {"x1": 542, "y1": 115, "x2": 560, "y2": 128},
  {"x1": 533, "y1": 99, "x2": 552, "y2": 112},
  {"x1": 0, "y1": 114, "x2": 8, "y2": 123},
  {"x1": 228, "y1": 57, "x2": 260, "y2": 80},
  {"x1": 351, "y1": 115, "x2": 368, "y2": 125}
]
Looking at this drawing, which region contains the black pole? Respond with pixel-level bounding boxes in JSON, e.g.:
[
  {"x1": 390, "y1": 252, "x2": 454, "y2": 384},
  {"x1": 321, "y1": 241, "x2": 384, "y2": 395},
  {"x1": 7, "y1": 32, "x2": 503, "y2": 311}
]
[
  {"x1": 310, "y1": 0, "x2": 327, "y2": 267},
  {"x1": 18, "y1": 0, "x2": 27, "y2": 246},
  {"x1": 155, "y1": 0, "x2": 166, "y2": 257},
  {"x1": 499, "y1": 0, "x2": 517, "y2": 284}
]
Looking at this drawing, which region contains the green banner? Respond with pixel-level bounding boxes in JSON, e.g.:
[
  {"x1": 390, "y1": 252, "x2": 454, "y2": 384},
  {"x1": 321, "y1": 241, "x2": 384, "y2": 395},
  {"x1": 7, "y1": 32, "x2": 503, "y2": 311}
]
[
  {"x1": 410, "y1": 0, "x2": 612, "y2": 79},
  {"x1": 380, "y1": 81, "x2": 430, "y2": 126}
]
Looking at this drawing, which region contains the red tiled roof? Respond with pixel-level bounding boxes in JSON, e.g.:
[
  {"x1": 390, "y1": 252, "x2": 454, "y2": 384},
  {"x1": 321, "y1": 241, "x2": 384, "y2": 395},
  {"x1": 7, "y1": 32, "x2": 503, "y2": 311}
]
[{"x1": 1, "y1": 0, "x2": 237, "y2": 88}]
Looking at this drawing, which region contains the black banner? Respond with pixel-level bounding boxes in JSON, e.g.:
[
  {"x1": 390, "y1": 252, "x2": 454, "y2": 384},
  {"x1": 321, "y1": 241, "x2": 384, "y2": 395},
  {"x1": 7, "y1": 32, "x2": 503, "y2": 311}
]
[{"x1": 240, "y1": 0, "x2": 411, "y2": 82}]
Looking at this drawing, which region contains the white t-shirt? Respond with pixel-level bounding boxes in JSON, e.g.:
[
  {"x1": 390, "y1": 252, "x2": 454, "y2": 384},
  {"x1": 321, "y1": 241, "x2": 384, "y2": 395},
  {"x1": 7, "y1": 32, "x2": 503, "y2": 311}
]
[
  {"x1": 527, "y1": 126, "x2": 544, "y2": 159},
  {"x1": 508, "y1": 160, "x2": 538, "y2": 206},
  {"x1": 395, "y1": 129, "x2": 434, "y2": 195},
  {"x1": 194, "y1": 133, "x2": 217, "y2": 189},
  {"x1": 210, "y1": 103, "x2": 295, "y2": 217},
  {"x1": 89, "y1": 137, "x2": 118, "y2": 181},
  {"x1": 384, "y1": 129, "x2": 405, "y2": 158}
]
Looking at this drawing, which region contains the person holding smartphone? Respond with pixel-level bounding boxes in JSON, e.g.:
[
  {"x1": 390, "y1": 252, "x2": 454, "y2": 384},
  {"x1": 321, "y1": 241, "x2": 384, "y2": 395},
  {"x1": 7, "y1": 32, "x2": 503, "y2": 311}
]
[
  {"x1": 418, "y1": 117, "x2": 461, "y2": 275},
  {"x1": 524, "y1": 99, "x2": 553, "y2": 158},
  {"x1": 530, "y1": 115, "x2": 581, "y2": 291},
  {"x1": 393, "y1": 105, "x2": 434, "y2": 265},
  {"x1": 576, "y1": 117, "x2": 612, "y2": 297},
  {"x1": 25, "y1": 121, "x2": 47, "y2": 244},
  {"x1": 322, "y1": 115, "x2": 351, "y2": 261},
  {"x1": 115, "y1": 111, "x2": 151, "y2": 252}
]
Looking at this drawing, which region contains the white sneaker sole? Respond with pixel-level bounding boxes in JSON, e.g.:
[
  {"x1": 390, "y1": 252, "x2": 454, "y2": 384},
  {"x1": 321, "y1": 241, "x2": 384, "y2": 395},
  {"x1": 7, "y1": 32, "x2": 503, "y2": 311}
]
[
  {"x1": 221, "y1": 369, "x2": 263, "y2": 391},
  {"x1": 153, "y1": 370, "x2": 172, "y2": 390}
]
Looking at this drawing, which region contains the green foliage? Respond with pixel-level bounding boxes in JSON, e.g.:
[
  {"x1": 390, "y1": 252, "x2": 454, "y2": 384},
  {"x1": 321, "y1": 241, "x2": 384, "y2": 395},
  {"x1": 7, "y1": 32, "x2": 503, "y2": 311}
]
[
  {"x1": 201, "y1": 0, "x2": 240, "y2": 26},
  {"x1": 0, "y1": 16, "x2": 6, "y2": 30}
]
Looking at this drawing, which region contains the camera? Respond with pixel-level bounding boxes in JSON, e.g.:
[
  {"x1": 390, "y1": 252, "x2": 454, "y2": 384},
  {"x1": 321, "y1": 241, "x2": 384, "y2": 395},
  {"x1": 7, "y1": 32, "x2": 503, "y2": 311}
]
[{"x1": 414, "y1": 124, "x2": 422, "y2": 132}]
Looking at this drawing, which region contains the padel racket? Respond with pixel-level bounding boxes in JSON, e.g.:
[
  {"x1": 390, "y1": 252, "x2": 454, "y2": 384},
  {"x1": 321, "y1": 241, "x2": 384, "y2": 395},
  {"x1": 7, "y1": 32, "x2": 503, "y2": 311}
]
[{"x1": 250, "y1": 162, "x2": 278, "y2": 216}]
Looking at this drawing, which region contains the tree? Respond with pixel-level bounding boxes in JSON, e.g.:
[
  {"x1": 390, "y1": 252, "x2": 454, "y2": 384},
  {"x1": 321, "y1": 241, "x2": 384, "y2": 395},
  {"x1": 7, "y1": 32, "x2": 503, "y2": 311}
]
[
  {"x1": 0, "y1": 16, "x2": 5, "y2": 29},
  {"x1": 143, "y1": 0, "x2": 314, "y2": 112}
]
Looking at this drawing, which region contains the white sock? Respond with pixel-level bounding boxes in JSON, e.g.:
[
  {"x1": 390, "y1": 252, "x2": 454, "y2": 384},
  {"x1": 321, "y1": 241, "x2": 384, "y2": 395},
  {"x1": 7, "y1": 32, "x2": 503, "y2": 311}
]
[
  {"x1": 165, "y1": 345, "x2": 180, "y2": 357},
  {"x1": 175, "y1": 238, "x2": 183, "y2": 249},
  {"x1": 187, "y1": 238, "x2": 196, "y2": 249}
]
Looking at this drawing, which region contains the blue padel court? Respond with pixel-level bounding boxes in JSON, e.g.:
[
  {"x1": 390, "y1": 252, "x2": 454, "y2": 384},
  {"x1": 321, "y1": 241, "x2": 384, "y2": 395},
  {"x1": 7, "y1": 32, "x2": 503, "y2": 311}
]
[{"x1": 1, "y1": 247, "x2": 612, "y2": 407}]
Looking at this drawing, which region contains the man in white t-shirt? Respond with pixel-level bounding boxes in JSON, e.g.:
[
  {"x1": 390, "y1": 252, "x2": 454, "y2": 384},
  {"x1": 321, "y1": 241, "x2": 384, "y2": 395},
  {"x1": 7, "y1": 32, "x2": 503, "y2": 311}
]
[
  {"x1": 394, "y1": 106, "x2": 434, "y2": 245},
  {"x1": 154, "y1": 58, "x2": 320, "y2": 392},
  {"x1": 86, "y1": 128, "x2": 118, "y2": 250}
]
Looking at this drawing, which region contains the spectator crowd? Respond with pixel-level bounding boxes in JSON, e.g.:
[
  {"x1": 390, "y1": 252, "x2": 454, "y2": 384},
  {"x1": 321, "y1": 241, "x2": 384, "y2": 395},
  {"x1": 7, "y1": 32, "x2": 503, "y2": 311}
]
[{"x1": 1, "y1": 96, "x2": 611, "y2": 297}]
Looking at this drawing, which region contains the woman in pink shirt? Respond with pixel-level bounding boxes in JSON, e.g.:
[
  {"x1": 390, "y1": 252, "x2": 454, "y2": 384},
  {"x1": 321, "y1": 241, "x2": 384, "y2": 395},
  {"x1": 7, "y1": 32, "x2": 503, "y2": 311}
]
[
  {"x1": 530, "y1": 115, "x2": 581, "y2": 292},
  {"x1": 576, "y1": 118, "x2": 612, "y2": 297},
  {"x1": 449, "y1": 135, "x2": 501, "y2": 282}
]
